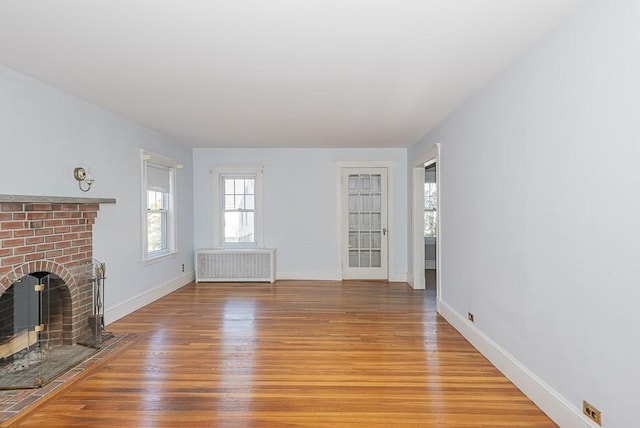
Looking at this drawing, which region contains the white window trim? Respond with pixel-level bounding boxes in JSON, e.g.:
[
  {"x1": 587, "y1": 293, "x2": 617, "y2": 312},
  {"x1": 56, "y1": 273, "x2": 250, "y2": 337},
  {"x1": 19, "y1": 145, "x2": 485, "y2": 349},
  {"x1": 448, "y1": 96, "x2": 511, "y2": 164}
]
[
  {"x1": 142, "y1": 150, "x2": 179, "y2": 263},
  {"x1": 210, "y1": 165, "x2": 264, "y2": 248}
]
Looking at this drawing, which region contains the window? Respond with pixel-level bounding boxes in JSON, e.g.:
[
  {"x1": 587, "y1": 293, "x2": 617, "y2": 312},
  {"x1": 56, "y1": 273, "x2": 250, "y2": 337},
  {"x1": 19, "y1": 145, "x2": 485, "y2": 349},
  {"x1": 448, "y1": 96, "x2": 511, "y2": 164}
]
[
  {"x1": 212, "y1": 166, "x2": 263, "y2": 247},
  {"x1": 142, "y1": 151, "x2": 178, "y2": 261},
  {"x1": 223, "y1": 176, "x2": 256, "y2": 243}
]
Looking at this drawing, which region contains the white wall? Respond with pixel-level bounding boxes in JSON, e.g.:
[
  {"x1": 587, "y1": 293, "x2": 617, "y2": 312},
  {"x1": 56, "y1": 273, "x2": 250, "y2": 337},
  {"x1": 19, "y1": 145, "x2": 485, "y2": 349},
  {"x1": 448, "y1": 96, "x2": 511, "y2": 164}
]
[
  {"x1": 0, "y1": 65, "x2": 195, "y2": 323},
  {"x1": 193, "y1": 148, "x2": 408, "y2": 281},
  {"x1": 409, "y1": 0, "x2": 640, "y2": 426}
]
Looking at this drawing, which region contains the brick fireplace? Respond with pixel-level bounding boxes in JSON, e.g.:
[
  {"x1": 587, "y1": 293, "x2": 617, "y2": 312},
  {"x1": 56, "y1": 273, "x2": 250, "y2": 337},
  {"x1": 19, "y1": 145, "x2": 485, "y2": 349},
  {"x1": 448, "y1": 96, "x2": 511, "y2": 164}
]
[{"x1": 0, "y1": 195, "x2": 115, "y2": 369}]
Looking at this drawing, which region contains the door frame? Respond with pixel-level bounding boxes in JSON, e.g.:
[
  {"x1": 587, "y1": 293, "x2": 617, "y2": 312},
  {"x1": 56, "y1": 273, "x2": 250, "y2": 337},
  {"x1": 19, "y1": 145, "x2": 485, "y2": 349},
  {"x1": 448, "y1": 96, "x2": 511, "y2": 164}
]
[
  {"x1": 411, "y1": 144, "x2": 442, "y2": 309},
  {"x1": 336, "y1": 161, "x2": 396, "y2": 281}
]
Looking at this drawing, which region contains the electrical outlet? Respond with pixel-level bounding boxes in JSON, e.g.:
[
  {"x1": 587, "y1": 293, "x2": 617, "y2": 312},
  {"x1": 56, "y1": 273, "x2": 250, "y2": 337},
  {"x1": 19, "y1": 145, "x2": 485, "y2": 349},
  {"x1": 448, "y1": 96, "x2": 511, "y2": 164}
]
[
  {"x1": 583, "y1": 401, "x2": 602, "y2": 425},
  {"x1": 181, "y1": 263, "x2": 185, "y2": 272},
  {"x1": 467, "y1": 312, "x2": 474, "y2": 322}
]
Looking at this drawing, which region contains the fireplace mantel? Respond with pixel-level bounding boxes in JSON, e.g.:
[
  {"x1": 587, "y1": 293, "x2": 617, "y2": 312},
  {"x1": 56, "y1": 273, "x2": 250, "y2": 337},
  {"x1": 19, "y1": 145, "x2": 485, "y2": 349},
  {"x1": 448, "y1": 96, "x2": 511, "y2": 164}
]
[{"x1": 0, "y1": 194, "x2": 116, "y2": 204}]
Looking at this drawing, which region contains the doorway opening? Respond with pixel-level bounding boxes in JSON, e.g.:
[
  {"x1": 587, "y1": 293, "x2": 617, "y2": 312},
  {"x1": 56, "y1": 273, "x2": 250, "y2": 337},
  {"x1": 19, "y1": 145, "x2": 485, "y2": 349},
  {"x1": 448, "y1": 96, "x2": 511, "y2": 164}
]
[
  {"x1": 411, "y1": 144, "x2": 440, "y2": 308},
  {"x1": 424, "y1": 161, "x2": 437, "y2": 297}
]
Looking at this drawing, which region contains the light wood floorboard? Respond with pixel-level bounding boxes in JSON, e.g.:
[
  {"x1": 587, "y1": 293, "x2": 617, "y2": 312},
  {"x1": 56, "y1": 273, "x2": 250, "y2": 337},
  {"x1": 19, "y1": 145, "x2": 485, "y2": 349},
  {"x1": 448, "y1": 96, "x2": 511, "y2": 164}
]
[{"x1": 11, "y1": 280, "x2": 556, "y2": 427}]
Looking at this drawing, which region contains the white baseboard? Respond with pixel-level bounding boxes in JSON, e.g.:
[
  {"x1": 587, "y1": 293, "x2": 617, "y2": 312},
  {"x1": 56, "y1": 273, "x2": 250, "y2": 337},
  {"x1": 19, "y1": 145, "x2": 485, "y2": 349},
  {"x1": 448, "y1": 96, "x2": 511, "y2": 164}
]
[
  {"x1": 276, "y1": 269, "x2": 341, "y2": 281},
  {"x1": 275, "y1": 270, "x2": 408, "y2": 283},
  {"x1": 438, "y1": 301, "x2": 595, "y2": 428},
  {"x1": 388, "y1": 272, "x2": 408, "y2": 283},
  {"x1": 104, "y1": 271, "x2": 194, "y2": 325},
  {"x1": 407, "y1": 272, "x2": 415, "y2": 288}
]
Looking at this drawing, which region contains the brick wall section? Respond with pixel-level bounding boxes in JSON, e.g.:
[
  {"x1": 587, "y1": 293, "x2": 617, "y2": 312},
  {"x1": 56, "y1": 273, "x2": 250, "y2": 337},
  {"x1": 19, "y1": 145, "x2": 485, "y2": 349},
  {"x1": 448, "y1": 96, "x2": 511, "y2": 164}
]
[{"x1": 0, "y1": 202, "x2": 100, "y2": 346}]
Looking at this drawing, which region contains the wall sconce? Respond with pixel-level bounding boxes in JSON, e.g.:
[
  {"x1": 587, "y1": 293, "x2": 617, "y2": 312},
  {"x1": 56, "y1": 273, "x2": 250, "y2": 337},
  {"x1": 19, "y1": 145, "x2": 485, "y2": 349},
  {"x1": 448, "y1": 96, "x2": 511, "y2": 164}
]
[{"x1": 73, "y1": 167, "x2": 94, "y2": 192}]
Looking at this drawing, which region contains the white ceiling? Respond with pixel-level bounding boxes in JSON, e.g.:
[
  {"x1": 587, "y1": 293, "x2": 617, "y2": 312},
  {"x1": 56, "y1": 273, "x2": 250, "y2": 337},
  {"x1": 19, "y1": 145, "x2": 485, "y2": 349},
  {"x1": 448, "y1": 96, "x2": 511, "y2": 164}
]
[{"x1": 0, "y1": 0, "x2": 583, "y2": 148}]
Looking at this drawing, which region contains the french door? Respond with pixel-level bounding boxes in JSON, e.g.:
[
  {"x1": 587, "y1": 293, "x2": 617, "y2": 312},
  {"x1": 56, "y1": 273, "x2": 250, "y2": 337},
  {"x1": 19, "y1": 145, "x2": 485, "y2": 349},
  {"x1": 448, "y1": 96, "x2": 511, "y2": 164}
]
[{"x1": 342, "y1": 167, "x2": 388, "y2": 279}]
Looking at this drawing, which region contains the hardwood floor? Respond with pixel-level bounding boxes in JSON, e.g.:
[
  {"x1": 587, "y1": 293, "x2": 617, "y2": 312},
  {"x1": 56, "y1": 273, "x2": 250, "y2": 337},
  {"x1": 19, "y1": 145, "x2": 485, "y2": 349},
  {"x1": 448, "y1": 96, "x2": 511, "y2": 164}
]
[{"x1": 10, "y1": 281, "x2": 555, "y2": 427}]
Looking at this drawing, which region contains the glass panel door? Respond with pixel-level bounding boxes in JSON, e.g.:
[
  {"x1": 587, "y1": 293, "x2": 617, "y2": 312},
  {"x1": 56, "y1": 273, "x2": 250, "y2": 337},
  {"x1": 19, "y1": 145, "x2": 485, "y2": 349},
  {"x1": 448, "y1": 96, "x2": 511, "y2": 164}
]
[{"x1": 342, "y1": 167, "x2": 388, "y2": 279}]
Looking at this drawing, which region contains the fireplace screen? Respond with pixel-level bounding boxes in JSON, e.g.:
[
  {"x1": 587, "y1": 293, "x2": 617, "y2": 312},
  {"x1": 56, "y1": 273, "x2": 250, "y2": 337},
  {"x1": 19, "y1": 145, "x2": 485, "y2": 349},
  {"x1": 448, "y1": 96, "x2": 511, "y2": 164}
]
[{"x1": 0, "y1": 268, "x2": 103, "y2": 389}]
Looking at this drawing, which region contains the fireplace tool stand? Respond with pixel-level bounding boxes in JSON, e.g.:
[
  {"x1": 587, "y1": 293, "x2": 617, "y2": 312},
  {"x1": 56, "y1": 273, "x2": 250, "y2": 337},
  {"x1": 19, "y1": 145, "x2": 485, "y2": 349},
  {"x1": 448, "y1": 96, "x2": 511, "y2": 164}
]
[{"x1": 78, "y1": 259, "x2": 113, "y2": 348}]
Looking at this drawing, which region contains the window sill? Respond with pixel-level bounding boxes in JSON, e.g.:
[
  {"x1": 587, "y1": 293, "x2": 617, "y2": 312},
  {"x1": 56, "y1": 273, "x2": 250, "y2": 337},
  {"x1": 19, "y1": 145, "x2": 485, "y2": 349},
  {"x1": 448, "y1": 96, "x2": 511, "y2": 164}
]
[{"x1": 143, "y1": 251, "x2": 177, "y2": 266}]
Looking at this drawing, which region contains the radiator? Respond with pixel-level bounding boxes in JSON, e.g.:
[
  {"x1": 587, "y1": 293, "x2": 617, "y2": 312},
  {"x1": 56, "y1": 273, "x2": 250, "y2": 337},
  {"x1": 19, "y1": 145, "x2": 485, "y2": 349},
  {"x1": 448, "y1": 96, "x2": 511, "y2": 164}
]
[{"x1": 195, "y1": 248, "x2": 276, "y2": 283}]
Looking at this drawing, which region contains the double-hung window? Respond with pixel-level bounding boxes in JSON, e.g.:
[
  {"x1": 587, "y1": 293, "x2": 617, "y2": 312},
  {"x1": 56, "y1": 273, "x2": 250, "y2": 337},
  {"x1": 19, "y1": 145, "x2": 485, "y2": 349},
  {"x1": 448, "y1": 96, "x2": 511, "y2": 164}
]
[
  {"x1": 223, "y1": 176, "x2": 256, "y2": 243},
  {"x1": 212, "y1": 166, "x2": 263, "y2": 247},
  {"x1": 142, "y1": 151, "x2": 178, "y2": 261}
]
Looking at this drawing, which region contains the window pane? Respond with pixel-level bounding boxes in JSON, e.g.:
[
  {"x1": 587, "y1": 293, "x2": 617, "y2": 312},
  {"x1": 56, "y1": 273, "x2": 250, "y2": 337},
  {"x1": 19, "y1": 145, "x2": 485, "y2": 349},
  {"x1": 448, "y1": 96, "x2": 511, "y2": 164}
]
[
  {"x1": 371, "y1": 231, "x2": 381, "y2": 249},
  {"x1": 360, "y1": 175, "x2": 370, "y2": 190},
  {"x1": 371, "y1": 250, "x2": 381, "y2": 267},
  {"x1": 147, "y1": 191, "x2": 155, "y2": 210},
  {"x1": 349, "y1": 213, "x2": 359, "y2": 231},
  {"x1": 225, "y1": 179, "x2": 235, "y2": 195},
  {"x1": 349, "y1": 232, "x2": 358, "y2": 249},
  {"x1": 224, "y1": 212, "x2": 255, "y2": 243},
  {"x1": 245, "y1": 195, "x2": 255, "y2": 210},
  {"x1": 148, "y1": 190, "x2": 168, "y2": 211},
  {"x1": 360, "y1": 250, "x2": 370, "y2": 267},
  {"x1": 235, "y1": 179, "x2": 245, "y2": 194},
  {"x1": 371, "y1": 175, "x2": 381, "y2": 192},
  {"x1": 160, "y1": 192, "x2": 168, "y2": 210},
  {"x1": 360, "y1": 232, "x2": 370, "y2": 249},
  {"x1": 147, "y1": 212, "x2": 166, "y2": 252},
  {"x1": 371, "y1": 213, "x2": 381, "y2": 229},
  {"x1": 372, "y1": 194, "x2": 381, "y2": 211},
  {"x1": 361, "y1": 213, "x2": 370, "y2": 228},
  {"x1": 244, "y1": 179, "x2": 255, "y2": 194},
  {"x1": 348, "y1": 195, "x2": 358, "y2": 212},
  {"x1": 349, "y1": 250, "x2": 359, "y2": 267},
  {"x1": 348, "y1": 175, "x2": 358, "y2": 191},
  {"x1": 224, "y1": 195, "x2": 235, "y2": 210},
  {"x1": 360, "y1": 194, "x2": 370, "y2": 211},
  {"x1": 235, "y1": 195, "x2": 244, "y2": 210}
]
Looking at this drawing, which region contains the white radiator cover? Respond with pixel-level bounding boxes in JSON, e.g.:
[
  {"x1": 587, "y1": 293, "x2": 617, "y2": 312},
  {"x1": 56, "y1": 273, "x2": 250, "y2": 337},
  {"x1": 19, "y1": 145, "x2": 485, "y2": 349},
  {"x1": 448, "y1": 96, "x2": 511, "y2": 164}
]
[{"x1": 195, "y1": 248, "x2": 276, "y2": 283}]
